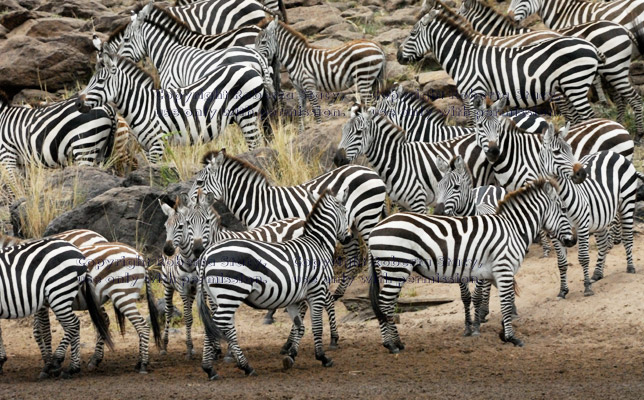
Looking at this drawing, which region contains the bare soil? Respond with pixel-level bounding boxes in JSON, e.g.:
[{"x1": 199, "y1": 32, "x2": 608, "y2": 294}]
[{"x1": 1, "y1": 230, "x2": 643, "y2": 399}]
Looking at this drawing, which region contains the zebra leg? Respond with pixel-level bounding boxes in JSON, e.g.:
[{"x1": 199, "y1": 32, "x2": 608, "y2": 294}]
[
  {"x1": 325, "y1": 289, "x2": 340, "y2": 349},
  {"x1": 551, "y1": 92, "x2": 577, "y2": 123},
  {"x1": 610, "y1": 216, "x2": 622, "y2": 247},
  {"x1": 206, "y1": 296, "x2": 224, "y2": 362},
  {"x1": 280, "y1": 302, "x2": 307, "y2": 355},
  {"x1": 33, "y1": 308, "x2": 53, "y2": 379},
  {"x1": 118, "y1": 300, "x2": 151, "y2": 373},
  {"x1": 620, "y1": 210, "x2": 636, "y2": 274},
  {"x1": 303, "y1": 81, "x2": 322, "y2": 124},
  {"x1": 309, "y1": 298, "x2": 333, "y2": 368},
  {"x1": 282, "y1": 303, "x2": 305, "y2": 370},
  {"x1": 181, "y1": 290, "x2": 196, "y2": 360},
  {"x1": 539, "y1": 230, "x2": 552, "y2": 258},
  {"x1": 576, "y1": 229, "x2": 594, "y2": 296},
  {"x1": 233, "y1": 108, "x2": 262, "y2": 150},
  {"x1": 614, "y1": 92, "x2": 627, "y2": 124},
  {"x1": 88, "y1": 306, "x2": 110, "y2": 372},
  {"x1": 377, "y1": 263, "x2": 410, "y2": 354},
  {"x1": 459, "y1": 282, "x2": 473, "y2": 337},
  {"x1": 161, "y1": 284, "x2": 174, "y2": 355},
  {"x1": 593, "y1": 75, "x2": 608, "y2": 105},
  {"x1": 478, "y1": 279, "x2": 492, "y2": 324},
  {"x1": 51, "y1": 305, "x2": 82, "y2": 377},
  {"x1": 591, "y1": 229, "x2": 611, "y2": 282},
  {"x1": 217, "y1": 306, "x2": 256, "y2": 376},
  {"x1": 295, "y1": 85, "x2": 308, "y2": 132},
  {"x1": 472, "y1": 280, "x2": 490, "y2": 336},
  {"x1": 561, "y1": 83, "x2": 595, "y2": 123},
  {"x1": 494, "y1": 269, "x2": 523, "y2": 347},
  {"x1": 263, "y1": 309, "x2": 276, "y2": 325},
  {"x1": 551, "y1": 239, "x2": 570, "y2": 299},
  {"x1": 333, "y1": 235, "x2": 361, "y2": 301},
  {"x1": 626, "y1": 89, "x2": 644, "y2": 141}
]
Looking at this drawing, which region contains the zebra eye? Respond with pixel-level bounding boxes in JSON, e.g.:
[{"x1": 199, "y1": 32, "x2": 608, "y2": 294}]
[{"x1": 454, "y1": 184, "x2": 460, "y2": 190}]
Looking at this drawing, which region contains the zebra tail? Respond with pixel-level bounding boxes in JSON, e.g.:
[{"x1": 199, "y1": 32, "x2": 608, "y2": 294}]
[
  {"x1": 374, "y1": 58, "x2": 387, "y2": 95},
  {"x1": 277, "y1": 0, "x2": 288, "y2": 23},
  {"x1": 84, "y1": 278, "x2": 115, "y2": 351},
  {"x1": 368, "y1": 254, "x2": 387, "y2": 324},
  {"x1": 145, "y1": 269, "x2": 162, "y2": 349},
  {"x1": 261, "y1": 83, "x2": 275, "y2": 142},
  {"x1": 513, "y1": 278, "x2": 520, "y2": 297},
  {"x1": 98, "y1": 104, "x2": 119, "y2": 164},
  {"x1": 113, "y1": 304, "x2": 126, "y2": 336},
  {"x1": 196, "y1": 273, "x2": 221, "y2": 343}
]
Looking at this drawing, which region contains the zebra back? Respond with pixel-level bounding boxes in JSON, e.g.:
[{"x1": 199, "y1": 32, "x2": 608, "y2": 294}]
[
  {"x1": 166, "y1": 0, "x2": 270, "y2": 35},
  {"x1": 458, "y1": 0, "x2": 532, "y2": 36}
]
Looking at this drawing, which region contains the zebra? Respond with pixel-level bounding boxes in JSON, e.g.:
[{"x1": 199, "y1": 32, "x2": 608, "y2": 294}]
[
  {"x1": 540, "y1": 138, "x2": 644, "y2": 296},
  {"x1": 76, "y1": 53, "x2": 272, "y2": 162},
  {"x1": 189, "y1": 149, "x2": 387, "y2": 301},
  {"x1": 197, "y1": 189, "x2": 351, "y2": 379},
  {"x1": 0, "y1": 91, "x2": 117, "y2": 192},
  {"x1": 375, "y1": 84, "x2": 547, "y2": 143},
  {"x1": 166, "y1": 0, "x2": 277, "y2": 35},
  {"x1": 173, "y1": 0, "x2": 288, "y2": 22},
  {"x1": 255, "y1": 18, "x2": 386, "y2": 131},
  {"x1": 397, "y1": 9, "x2": 601, "y2": 125},
  {"x1": 457, "y1": 0, "x2": 644, "y2": 139},
  {"x1": 435, "y1": 155, "x2": 514, "y2": 328},
  {"x1": 369, "y1": 178, "x2": 577, "y2": 353},
  {"x1": 182, "y1": 189, "x2": 339, "y2": 352},
  {"x1": 0, "y1": 238, "x2": 113, "y2": 378},
  {"x1": 334, "y1": 104, "x2": 495, "y2": 213},
  {"x1": 104, "y1": 9, "x2": 262, "y2": 54}
]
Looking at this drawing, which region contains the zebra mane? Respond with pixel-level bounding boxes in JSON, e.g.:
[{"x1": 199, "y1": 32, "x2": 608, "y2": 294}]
[
  {"x1": 304, "y1": 189, "x2": 335, "y2": 225},
  {"x1": 467, "y1": 0, "x2": 525, "y2": 29},
  {"x1": 145, "y1": 4, "x2": 196, "y2": 37},
  {"x1": 201, "y1": 150, "x2": 271, "y2": 182},
  {"x1": 502, "y1": 115, "x2": 542, "y2": 136},
  {"x1": 276, "y1": 19, "x2": 310, "y2": 46},
  {"x1": 433, "y1": 4, "x2": 480, "y2": 41},
  {"x1": 107, "y1": 20, "x2": 130, "y2": 43},
  {"x1": 112, "y1": 55, "x2": 157, "y2": 85},
  {"x1": 495, "y1": 177, "x2": 557, "y2": 214},
  {"x1": 375, "y1": 112, "x2": 411, "y2": 143}
]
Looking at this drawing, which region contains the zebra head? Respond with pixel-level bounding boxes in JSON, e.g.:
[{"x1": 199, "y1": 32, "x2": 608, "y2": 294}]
[
  {"x1": 309, "y1": 188, "x2": 352, "y2": 245},
  {"x1": 77, "y1": 52, "x2": 120, "y2": 113},
  {"x1": 375, "y1": 85, "x2": 404, "y2": 121},
  {"x1": 159, "y1": 195, "x2": 190, "y2": 258},
  {"x1": 540, "y1": 180, "x2": 577, "y2": 248},
  {"x1": 473, "y1": 95, "x2": 507, "y2": 163},
  {"x1": 397, "y1": 8, "x2": 440, "y2": 64},
  {"x1": 457, "y1": 0, "x2": 476, "y2": 16},
  {"x1": 183, "y1": 189, "x2": 217, "y2": 260},
  {"x1": 334, "y1": 104, "x2": 373, "y2": 167},
  {"x1": 117, "y1": 7, "x2": 147, "y2": 62},
  {"x1": 255, "y1": 18, "x2": 279, "y2": 65},
  {"x1": 539, "y1": 122, "x2": 587, "y2": 184},
  {"x1": 190, "y1": 149, "x2": 227, "y2": 202},
  {"x1": 435, "y1": 155, "x2": 472, "y2": 216},
  {"x1": 507, "y1": 0, "x2": 539, "y2": 23}
]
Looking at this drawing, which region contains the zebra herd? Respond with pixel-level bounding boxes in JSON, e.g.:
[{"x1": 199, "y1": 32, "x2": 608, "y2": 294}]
[{"x1": 0, "y1": 0, "x2": 643, "y2": 383}]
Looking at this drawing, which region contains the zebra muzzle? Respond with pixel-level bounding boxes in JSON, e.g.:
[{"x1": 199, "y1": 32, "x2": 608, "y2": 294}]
[
  {"x1": 485, "y1": 145, "x2": 500, "y2": 163},
  {"x1": 193, "y1": 239, "x2": 205, "y2": 259},
  {"x1": 571, "y1": 163, "x2": 587, "y2": 184},
  {"x1": 562, "y1": 235, "x2": 577, "y2": 248},
  {"x1": 434, "y1": 203, "x2": 445, "y2": 215},
  {"x1": 76, "y1": 94, "x2": 91, "y2": 114},
  {"x1": 333, "y1": 149, "x2": 349, "y2": 167},
  {"x1": 163, "y1": 241, "x2": 176, "y2": 257}
]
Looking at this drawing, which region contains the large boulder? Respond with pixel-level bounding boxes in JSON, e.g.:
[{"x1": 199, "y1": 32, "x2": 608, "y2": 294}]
[
  {"x1": 373, "y1": 28, "x2": 409, "y2": 46},
  {"x1": 289, "y1": 5, "x2": 344, "y2": 36},
  {"x1": 291, "y1": 118, "x2": 344, "y2": 171},
  {"x1": 43, "y1": 186, "x2": 171, "y2": 261},
  {"x1": 11, "y1": 17, "x2": 87, "y2": 38},
  {"x1": 419, "y1": 70, "x2": 459, "y2": 100},
  {"x1": 0, "y1": 33, "x2": 95, "y2": 95},
  {"x1": 34, "y1": 0, "x2": 111, "y2": 20}
]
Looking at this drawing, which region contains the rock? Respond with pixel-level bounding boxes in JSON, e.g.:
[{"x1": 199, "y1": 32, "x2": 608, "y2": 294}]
[
  {"x1": 0, "y1": 25, "x2": 8, "y2": 39},
  {"x1": 0, "y1": 10, "x2": 37, "y2": 31},
  {"x1": 384, "y1": 0, "x2": 415, "y2": 12},
  {"x1": 43, "y1": 186, "x2": 171, "y2": 261},
  {"x1": 327, "y1": 29, "x2": 364, "y2": 42},
  {"x1": 291, "y1": 118, "x2": 344, "y2": 171},
  {"x1": 46, "y1": 166, "x2": 124, "y2": 202},
  {"x1": 122, "y1": 165, "x2": 180, "y2": 188},
  {"x1": 433, "y1": 97, "x2": 466, "y2": 125},
  {"x1": 35, "y1": 0, "x2": 111, "y2": 20},
  {"x1": 319, "y1": 21, "x2": 358, "y2": 37},
  {"x1": 419, "y1": 70, "x2": 459, "y2": 100},
  {"x1": 630, "y1": 62, "x2": 644, "y2": 85},
  {"x1": 16, "y1": 0, "x2": 42, "y2": 10},
  {"x1": 379, "y1": 7, "x2": 420, "y2": 26},
  {"x1": 11, "y1": 88, "x2": 57, "y2": 106},
  {"x1": 386, "y1": 60, "x2": 410, "y2": 81},
  {"x1": 327, "y1": 1, "x2": 351, "y2": 11},
  {"x1": 636, "y1": 199, "x2": 644, "y2": 223},
  {"x1": 373, "y1": 28, "x2": 409, "y2": 46},
  {"x1": 0, "y1": 33, "x2": 95, "y2": 95},
  {"x1": 236, "y1": 147, "x2": 279, "y2": 171},
  {"x1": 0, "y1": 0, "x2": 25, "y2": 13},
  {"x1": 283, "y1": 0, "x2": 324, "y2": 8},
  {"x1": 82, "y1": 14, "x2": 129, "y2": 34},
  {"x1": 340, "y1": 6, "x2": 374, "y2": 23},
  {"x1": 290, "y1": 5, "x2": 344, "y2": 36},
  {"x1": 310, "y1": 38, "x2": 344, "y2": 48},
  {"x1": 165, "y1": 181, "x2": 246, "y2": 232},
  {"x1": 10, "y1": 17, "x2": 86, "y2": 38}
]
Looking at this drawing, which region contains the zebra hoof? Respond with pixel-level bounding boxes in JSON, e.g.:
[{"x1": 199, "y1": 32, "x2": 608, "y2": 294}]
[
  {"x1": 463, "y1": 326, "x2": 472, "y2": 337},
  {"x1": 279, "y1": 342, "x2": 293, "y2": 355},
  {"x1": 208, "y1": 373, "x2": 220, "y2": 381},
  {"x1": 159, "y1": 350, "x2": 168, "y2": 356},
  {"x1": 262, "y1": 316, "x2": 275, "y2": 325},
  {"x1": 384, "y1": 343, "x2": 399, "y2": 354},
  {"x1": 627, "y1": 267, "x2": 636, "y2": 274},
  {"x1": 511, "y1": 313, "x2": 520, "y2": 320},
  {"x1": 138, "y1": 363, "x2": 148, "y2": 374},
  {"x1": 471, "y1": 329, "x2": 480, "y2": 337},
  {"x1": 87, "y1": 361, "x2": 98, "y2": 372},
  {"x1": 591, "y1": 272, "x2": 603, "y2": 282},
  {"x1": 244, "y1": 367, "x2": 257, "y2": 377},
  {"x1": 395, "y1": 341, "x2": 405, "y2": 351},
  {"x1": 282, "y1": 356, "x2": 295, "y2": 370},
  {"x1": 38, "y1": 371, "x2": 50, "y2": 380},
  {"x1": 584, "y1": 287, "x2": 594, "y2": 297},
  {"x1": 60, "y1": 366, "x2": 80, "y2": 379},
  {"x1": 557, "y1": 290, "x2": 568, "y2": 299},
  {"x1": 202, "y1": 366, "x2": 220, "y2": 381},
  {"x1": 329, "y1": 337, "x2": 339, "y2": 350}
]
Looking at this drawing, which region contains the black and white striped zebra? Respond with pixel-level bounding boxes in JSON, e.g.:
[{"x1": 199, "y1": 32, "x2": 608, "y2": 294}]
[
  {"x1": 540, "y1": 136, "x2": 644, "y2": 296},
  {"x1": 375, "y1": 85, "x2": 547, "y2": 143},
  {"x1": 0, "y1": 92, "x2": 117, "y2": 190},
  {"x1": 0, "y1": 238, "x2": 112, "y2": 378},
  {"x1": 397, "y1": 9, "x2": 601, "y2": 125},
  {"x1": 173, "y1": 0, "x2": 287, "y2": 22},
  {"x1": 181, "y1": 190, "x2": 338, "y2": 353},
  {"x1": 119, "y1": 3, "x2": 275, "y2": 96},
  {"x1": 369, "y1": 178, "x2": 576, "y2": 352},
  {"x1": 197, "y1": 189, "x2": 351, "y2": 379},
  {"x1": 189, "y1": 149, "x2": 387, "y2": 301},
  {"x1": 166, "y1": 0, "x2": 276, "y2": 35},
  {"x1": 334, "y1": 104, "x2": 495, "y2": 213},
  {"x1": 77, "y1": 53, "x2": 271, "y2": 162},
  {"x1": 457, "y1": 0, "x2": 644, "y2": 139},
  {"x1": 255, "y1": 18, "x2": 386, "y2": 130}
]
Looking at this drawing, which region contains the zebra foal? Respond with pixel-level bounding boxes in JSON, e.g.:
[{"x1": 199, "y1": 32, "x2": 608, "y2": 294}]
[
  {"x1": 369, "y1": 178, "x2": 576, "y2": 352},
  {"x1": 197, "y1": 190, "x2": 351, "y2": 379}
]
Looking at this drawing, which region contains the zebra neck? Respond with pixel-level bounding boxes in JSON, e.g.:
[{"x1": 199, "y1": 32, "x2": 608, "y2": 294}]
[
  {"x1": 428, "y1": 23, "x2": 470, "y2": 82},
  {"x1": 364, "y1": 116, "x2": 406, "y2": 173},
  {"x1": 111, "y1": 79, "x2": 156, "y2": 134},
  {"x1": 467, "y1": 2, "x2": 529, "y2": 35},
  {"x1": 219, "y1": 165, "x2": 271, "y2": 224},
  {"x1": 302, "y1": 215, "x2": 339, "y2": 253},
  {"x1": 497, "y1": 194, "x2": 544, "y2": 248},
  {"x1": 539, "y1": 0, "x2": 574, "y2": 29},
  {"x1": 276, "y1": 26, "x2": 309, "y2": 75},
  {"x1": 141, "y1": 25, "x2": 170, "y2": 71},
  {"x1": 464, "y1": 189, "x2": 478, "y2": 216},
  {"x1": 147, "y1": 7, "x2": 199, "y2": 47}
]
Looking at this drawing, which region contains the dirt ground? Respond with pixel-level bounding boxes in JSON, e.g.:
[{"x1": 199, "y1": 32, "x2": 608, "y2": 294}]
[{"x1": 0, "y1": 229, "x2": 643, "y2": 399}]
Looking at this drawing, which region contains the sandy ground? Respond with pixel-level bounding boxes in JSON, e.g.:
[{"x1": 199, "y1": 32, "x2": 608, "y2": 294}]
[{"x1": 0, "y1": 228, "x2": 643, "y2": 399}]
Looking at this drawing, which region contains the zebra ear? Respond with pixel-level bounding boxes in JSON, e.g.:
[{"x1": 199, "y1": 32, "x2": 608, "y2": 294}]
[
  {"x1": 204, "y1": 192, "x2": 216, "y2": 206},
  {"x1": 421, "y1": 0, "x2": 433, "y2": 13},
  {"x1": 492, "y1": 96, "x2": 507, "y2": 111},
  {"x1": 179, "y1": 192, "x2": 191, "y2": 207},
  {"x1": 559, "y1": 121, "x2": 571, "y2": 140},
  {"x1": 209, "y1": 149, "x2": 226, "y2": 169},
  {"x1": 436, "y1": 157, "x2": 450, "y2": 175},
  {"x1": 543, "y1": 122, "x2": 555, "y2": 145},
  {"x1": 159, "y1": 199, "x2": 174, "y2": 217},
  {"x1": 396, "y1": 84, "x2": 404, "y2": 97},
  {"x1": 338, "y1": 186, "x2": 350, "y2": 205},
  {"x1": 349, "y1": 104, "x2": 361, "y2": 118},
  {"x1": 544, "y1": 180, "x2": 558, "y2": 201},
  {"x1": 472, "y1": 94, "x2": 486, "y2": 110}
]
